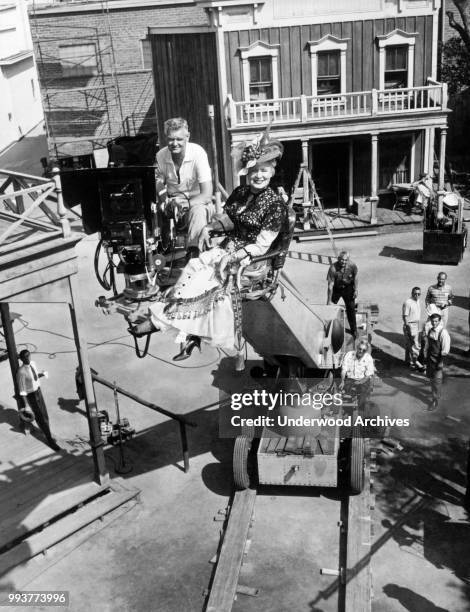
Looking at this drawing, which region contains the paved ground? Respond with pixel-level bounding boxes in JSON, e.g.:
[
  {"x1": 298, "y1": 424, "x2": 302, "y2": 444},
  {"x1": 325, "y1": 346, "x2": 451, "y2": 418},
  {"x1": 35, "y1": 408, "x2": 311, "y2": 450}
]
[{"x1": 0, "y1": 222, "x2": 469, "y2": 611}]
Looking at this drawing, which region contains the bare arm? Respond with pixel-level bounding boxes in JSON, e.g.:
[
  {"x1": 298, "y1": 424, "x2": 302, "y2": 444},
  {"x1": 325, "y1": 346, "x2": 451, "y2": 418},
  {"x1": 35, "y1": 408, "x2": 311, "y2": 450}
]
[
  {"x1": 190, "y1": 181, "x2": 213, "y2": 207},
  {"x1": 327, "y1": 281, "x2": 334, "y2": 305}
]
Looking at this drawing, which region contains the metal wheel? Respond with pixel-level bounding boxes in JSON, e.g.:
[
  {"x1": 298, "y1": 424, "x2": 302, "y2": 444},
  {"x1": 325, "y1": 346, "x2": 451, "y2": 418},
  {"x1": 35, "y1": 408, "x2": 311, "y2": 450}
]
[
  {"x1": 349, "y1": 435, "x2": 365, "y2": 494},
  {"x1": 233, "y1": 435, "x2": 253, "y2": 490}
]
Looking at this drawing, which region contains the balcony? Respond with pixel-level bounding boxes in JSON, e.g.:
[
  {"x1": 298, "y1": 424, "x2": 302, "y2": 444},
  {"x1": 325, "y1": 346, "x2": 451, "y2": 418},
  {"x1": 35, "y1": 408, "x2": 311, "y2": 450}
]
[{"x1": 227, "y1": 81, "x2": 448, "y2": 130}]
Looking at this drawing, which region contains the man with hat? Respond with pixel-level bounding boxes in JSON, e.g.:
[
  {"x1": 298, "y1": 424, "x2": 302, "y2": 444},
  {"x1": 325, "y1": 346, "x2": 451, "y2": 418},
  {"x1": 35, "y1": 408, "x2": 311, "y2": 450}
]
[
  {"x1": 16, "y1": 349, "x2": 60, "y2": 451},
  {"x1": 327, "y1": 250, "x2": 358, "y2": 338},
  {"x1": 424, "y1": 311, "x2": 451, "y2": 410}
]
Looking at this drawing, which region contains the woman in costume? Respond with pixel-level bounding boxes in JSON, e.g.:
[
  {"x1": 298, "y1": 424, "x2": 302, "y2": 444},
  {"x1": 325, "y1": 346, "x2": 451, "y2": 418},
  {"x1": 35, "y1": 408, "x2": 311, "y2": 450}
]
[{"x1": 130, "y1": 133, "x2": 286, "y2": 360}]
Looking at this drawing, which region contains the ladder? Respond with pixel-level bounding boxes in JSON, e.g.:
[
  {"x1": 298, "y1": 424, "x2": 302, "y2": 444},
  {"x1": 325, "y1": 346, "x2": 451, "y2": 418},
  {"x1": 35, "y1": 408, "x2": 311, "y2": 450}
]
[{"x1": 290, "y1": 163, "x2": 338, "y2": 256}]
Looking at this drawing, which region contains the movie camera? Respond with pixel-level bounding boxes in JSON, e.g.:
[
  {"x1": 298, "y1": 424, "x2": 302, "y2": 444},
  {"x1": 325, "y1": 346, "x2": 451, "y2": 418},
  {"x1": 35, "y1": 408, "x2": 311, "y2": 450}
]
[{"x1": 61, "y1": 167, "x2": 191, "y2": 304}]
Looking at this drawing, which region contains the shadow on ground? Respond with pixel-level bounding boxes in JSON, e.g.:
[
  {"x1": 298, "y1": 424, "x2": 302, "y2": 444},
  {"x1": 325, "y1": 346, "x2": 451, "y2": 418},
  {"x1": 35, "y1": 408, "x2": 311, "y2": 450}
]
[{"x1": 379, "y1": 246, "x2": 424, "y2": 263}]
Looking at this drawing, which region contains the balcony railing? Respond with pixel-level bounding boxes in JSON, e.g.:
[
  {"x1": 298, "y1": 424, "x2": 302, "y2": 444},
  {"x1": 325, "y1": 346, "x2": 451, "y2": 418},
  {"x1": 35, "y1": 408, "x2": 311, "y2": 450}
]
[{"x1": 227, "y1": 81, "x2": 448, "y2": 129}]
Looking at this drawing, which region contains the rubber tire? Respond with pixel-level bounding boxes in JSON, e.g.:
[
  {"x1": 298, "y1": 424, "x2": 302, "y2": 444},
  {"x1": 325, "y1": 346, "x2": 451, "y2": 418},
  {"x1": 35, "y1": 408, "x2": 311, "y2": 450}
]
[
  {"x1": 349, "y1": 435, "x2": 365, "y2": 494},
  {"x1": 233, "y1": 435, "x2": 253, "y2": 490}
]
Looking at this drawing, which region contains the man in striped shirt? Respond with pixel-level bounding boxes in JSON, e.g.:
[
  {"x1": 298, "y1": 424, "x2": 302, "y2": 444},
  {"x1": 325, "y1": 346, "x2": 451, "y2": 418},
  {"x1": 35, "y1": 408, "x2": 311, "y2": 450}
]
[{"x1": 425, "y1": 272, "x2": 453, "y2": 329}]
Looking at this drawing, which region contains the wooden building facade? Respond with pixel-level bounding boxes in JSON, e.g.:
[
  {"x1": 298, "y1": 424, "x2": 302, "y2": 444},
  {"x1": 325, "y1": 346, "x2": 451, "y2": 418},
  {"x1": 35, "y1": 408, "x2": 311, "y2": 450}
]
[{"x1": 149, "y1": 0, "x2": 448, "y2": 210}]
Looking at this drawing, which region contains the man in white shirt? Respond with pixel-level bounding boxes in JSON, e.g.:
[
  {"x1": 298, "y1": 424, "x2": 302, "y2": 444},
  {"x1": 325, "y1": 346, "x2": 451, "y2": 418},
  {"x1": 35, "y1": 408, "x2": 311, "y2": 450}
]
[
  {"x1": 424, "y1": 313, "x2": 451, "y2": 411},
  {"x1": 155, "y1": 117, "x2": 213, "y2": 258},
  {"x1": 16, "y1": 350, "x2": 60, "y2": 451},
  {"x1": 339, "y1": 340, "x2": 375, "y2": 411},
  {"x1": 402, "y1": 286, "x2": 423, "y2": 370}
]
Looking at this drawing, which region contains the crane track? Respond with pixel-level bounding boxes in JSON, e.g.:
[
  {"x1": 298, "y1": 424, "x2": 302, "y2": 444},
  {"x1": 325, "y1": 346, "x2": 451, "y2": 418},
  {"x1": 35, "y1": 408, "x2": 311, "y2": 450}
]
[{"x1": 205, "y1": 442, "x2": 373, "y2": 612}]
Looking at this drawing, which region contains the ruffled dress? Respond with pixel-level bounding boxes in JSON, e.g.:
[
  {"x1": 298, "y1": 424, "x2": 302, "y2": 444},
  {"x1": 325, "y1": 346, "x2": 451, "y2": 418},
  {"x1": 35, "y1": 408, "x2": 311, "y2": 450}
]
[{"x1": 148, "y1": 185, "x2": 286, "y2": 350}]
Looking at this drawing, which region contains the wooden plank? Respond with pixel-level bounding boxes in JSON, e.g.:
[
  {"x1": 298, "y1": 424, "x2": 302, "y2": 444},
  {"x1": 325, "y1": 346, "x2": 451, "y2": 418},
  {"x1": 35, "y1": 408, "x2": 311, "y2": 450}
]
[
  {"x1": 424, "y1": 14, "x2": 434, "y2": 84},
  {"x1": 414, "y1": 15, "x2": 425, "y2": 86},
  {"x1": 206, "y1": 489, "x2": 256, "y2": 612},
  {"x1": 0, "y1": 242, "x2": 77, "y2": 277},
  {"x1": 279, "y1": 27, "x2": 291, "y2": 98},
  {"x1": 345, "y1": 443, "x2": 371, "y2": 612},
  {"x1": 300, "y1": 25, "x2": 311, "y2": 95},
  {"x1": 0, "y1": 259, "x2": 78, "y2": 302},
  {"x1": 0, "y1": 478, "x2": 106, "y2": 550},
  {"x1": 290, "y1": 25, "x2": 302, "y2": 97},
  {"x1": 1, "y1": 490, "x2": 136, "y2": 591},
  {"x1": 352, "y1": 21, "x2": 363, "y2": 92},
  {"x1": 0, "y1": 483, "x2": 139, "y2": 576},
  {"x1": 0, "y1": 455, "x2": 91, "y2": 520}
]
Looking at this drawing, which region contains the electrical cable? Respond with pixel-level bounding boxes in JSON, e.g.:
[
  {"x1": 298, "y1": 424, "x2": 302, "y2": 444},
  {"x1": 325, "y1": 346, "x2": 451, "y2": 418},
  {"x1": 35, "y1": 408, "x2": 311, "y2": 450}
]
[{"x1": 16, "y1": 317, "x2": 221, "y2": 369}]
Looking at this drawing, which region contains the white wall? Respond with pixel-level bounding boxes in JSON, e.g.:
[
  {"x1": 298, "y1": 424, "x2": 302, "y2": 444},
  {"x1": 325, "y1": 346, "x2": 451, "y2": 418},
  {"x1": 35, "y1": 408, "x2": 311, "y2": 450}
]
[{"x1": 0, "y1": 0, "x2": 43, "y2": 152}]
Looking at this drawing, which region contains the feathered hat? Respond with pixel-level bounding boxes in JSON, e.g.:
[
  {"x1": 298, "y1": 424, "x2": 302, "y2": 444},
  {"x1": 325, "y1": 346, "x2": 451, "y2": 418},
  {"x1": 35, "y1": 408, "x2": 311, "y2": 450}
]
[{"x1": 232, "y1": 123, "x2": 284, "y2": 176}]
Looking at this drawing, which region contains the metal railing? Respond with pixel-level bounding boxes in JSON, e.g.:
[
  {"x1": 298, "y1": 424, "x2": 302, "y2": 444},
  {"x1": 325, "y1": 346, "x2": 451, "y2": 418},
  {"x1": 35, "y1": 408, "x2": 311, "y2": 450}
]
[
  {"x1": 91, "y1": 373, "x2": 197, "y2": 473},
  {"x1": 228, "y1": 81, "x2": 448, "y2": 128},
  {"x1": 0, "y1": 168, "x2": 70, "y2": 249}
]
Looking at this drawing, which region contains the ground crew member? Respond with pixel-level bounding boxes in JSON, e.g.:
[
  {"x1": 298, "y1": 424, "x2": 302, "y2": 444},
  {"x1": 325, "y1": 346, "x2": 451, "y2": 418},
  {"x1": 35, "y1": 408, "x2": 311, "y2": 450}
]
[{"x1": 327, "y1": 250, "x2": 358, "y2": 338}]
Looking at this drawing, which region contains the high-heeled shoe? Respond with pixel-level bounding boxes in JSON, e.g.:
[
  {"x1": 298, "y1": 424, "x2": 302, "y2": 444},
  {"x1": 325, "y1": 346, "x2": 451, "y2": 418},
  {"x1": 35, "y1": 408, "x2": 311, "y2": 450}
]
[
  {"x1": 172, "y1": 335, "x2": 201, "y2": 361},
  {"x1": 127, "y1": 319, "x2": 158, "y2": 338}
]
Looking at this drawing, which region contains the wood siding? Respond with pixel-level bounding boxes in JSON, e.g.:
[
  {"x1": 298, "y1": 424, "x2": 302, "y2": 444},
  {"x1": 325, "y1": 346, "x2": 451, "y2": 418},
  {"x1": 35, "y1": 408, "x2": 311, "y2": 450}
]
[
  {"x1": 150, "y1": 32, "x2": 225, "y2": 184},
  {"x1": 224, "y1": 15, "x2": 434, "y2": 100}
]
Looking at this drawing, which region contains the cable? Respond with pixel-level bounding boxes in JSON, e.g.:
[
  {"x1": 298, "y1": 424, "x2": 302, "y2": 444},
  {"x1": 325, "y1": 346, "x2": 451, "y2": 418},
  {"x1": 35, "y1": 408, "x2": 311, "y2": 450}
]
[{"x1": 16, "y1": 317, "x2": 220, "y2": 369}]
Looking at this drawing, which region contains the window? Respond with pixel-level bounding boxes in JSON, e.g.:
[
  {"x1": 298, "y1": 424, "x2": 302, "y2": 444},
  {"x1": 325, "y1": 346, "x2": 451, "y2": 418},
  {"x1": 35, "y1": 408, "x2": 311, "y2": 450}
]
[
  {"x1": 376, "y1": 30, "x2": 417, "y2": 91},
  {"x1": 317, "y1": 51, "x2": 341, "y2": 95},
  {"x1": 308, "y1": 35, "x2": 348, "y2": 97},
  {"x1": 239, "y1": 41, "x2": 280, "y2": 102},
  {"x1": 249, "y1": 57, "x2": 273, "y2": 101},
  {"x1": 384, "y1": 45, "x2": 408, "y2": 89},
  {"x1": 141, "y1": 38, "x2": 152, "y2": 70},
  {"x1": 59, "y1": 44, "x2": 97, "y2": 78}
]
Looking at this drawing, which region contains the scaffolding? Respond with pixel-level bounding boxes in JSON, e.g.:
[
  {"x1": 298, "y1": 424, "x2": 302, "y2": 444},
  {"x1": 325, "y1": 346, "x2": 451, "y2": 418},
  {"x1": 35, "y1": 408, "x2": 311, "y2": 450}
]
[{"x1": 31, "y1": 7, "x2": 124, "y2": 162}]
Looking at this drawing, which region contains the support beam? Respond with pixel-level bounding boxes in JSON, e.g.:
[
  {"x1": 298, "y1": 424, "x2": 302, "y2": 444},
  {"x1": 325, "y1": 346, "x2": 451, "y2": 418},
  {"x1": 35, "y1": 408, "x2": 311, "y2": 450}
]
[
  {"x1": 438, "y1": 127, "x2": 447, "y2": 191},
  {"x1": 348, "y1": 139, "x2": 354, "y2": 209},
  {"x1": 423, "y1": 128, "x2": 430, "y2": 176},
  {"x1": 0, "y1": 302, "x2": 21, "y2": 412},
  {"x1": 68, "y1": 274, "x2": 108, "y2": 485},
  {"x1": 428, "y1": 128, "x2": 436, "y2": 175},
  {"x1": 302, "y1": 139, "x2": 309, "y2": 203},
  {"x1": 369, "y1": 134, "x2": 378, "y2": 225},
  {"x1": 437, "y1": 127, "x2": 447, "y2": 219},
  {"x1": 410, "y1": 132, "x2": 416, "y2": 183}
]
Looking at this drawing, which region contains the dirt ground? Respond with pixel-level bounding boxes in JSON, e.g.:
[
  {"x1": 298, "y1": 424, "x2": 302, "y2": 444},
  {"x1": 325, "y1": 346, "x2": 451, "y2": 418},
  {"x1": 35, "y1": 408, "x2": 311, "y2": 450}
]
[{"x1": 0, "y1": 227, "x2": 469, "y2": 612}]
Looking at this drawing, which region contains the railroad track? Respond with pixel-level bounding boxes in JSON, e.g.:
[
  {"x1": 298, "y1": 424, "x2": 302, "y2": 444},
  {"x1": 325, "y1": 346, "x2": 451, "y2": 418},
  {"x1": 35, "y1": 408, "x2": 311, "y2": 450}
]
[{"x1": 204, "y1": 443, "x2": 374, "y2": 612}]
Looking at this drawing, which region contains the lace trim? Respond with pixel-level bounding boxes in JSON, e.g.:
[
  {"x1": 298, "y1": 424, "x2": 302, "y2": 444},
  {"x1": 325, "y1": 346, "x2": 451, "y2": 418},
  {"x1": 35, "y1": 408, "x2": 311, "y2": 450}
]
[{"x1": 157, "y1": 285, "x2": 227, "y2": 320}]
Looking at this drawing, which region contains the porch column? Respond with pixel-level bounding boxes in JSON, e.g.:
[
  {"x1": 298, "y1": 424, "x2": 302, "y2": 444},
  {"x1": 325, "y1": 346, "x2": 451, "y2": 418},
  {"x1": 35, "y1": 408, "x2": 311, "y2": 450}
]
[
  {"x1": 301, "y1": 139, "x2": 309, "y2": 203},
  {"x1": 437, "y1": 127, "x2": 447, "y2": 219},
  {"x1": 231, "y1": 143, "x2": 240, "y2": 189},
  {"x1": 423, "y1": 128, "x2": 430, "y2": 176},
  {"x1": 370, "y1": 133, "x2": 378, "y2": 225},
  {"x1": 409, "y1": 132, "x2": 416, "y2": 183},
  {"x1": 348, "y1": 139, "x2": 354, "y2": 209},
  {"x1": 428, "y1": 128, "x2": 436, "y2": 175}
]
